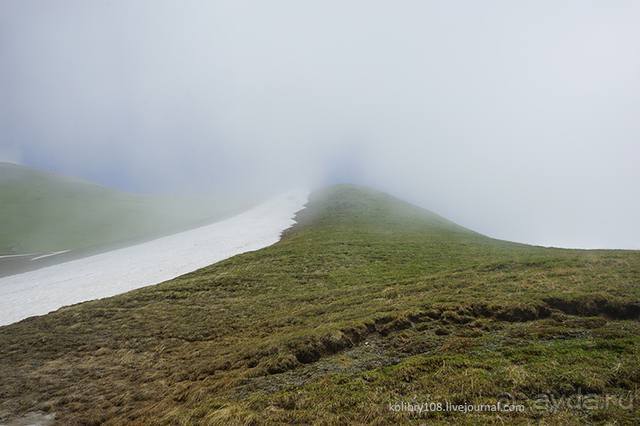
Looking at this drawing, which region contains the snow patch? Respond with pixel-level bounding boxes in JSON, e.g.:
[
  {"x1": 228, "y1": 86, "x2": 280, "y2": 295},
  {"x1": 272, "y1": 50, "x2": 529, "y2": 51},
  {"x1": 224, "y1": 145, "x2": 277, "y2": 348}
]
[
  {"x1": 30, "y1": 250, "x2": 71, "y2": 261},
  {"x1": 0, "y1": 190, "x2": 308, "y2": 326},
  {"x1": 0, "y1": 253, "x2": 37, "y2": 259}
]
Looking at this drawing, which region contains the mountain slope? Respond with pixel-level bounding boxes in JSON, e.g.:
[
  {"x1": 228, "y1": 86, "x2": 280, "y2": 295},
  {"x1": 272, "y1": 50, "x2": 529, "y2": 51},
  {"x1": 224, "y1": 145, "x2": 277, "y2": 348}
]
[
  {"x1": 0, "y1": 191, "x2": 307, "y2": 326},
  {"x1": 0, "y1": 162, "x2": 250, "y2": 255},
  {"x1": 0, "y1": 185, "x2": 638, "y2": 424}
]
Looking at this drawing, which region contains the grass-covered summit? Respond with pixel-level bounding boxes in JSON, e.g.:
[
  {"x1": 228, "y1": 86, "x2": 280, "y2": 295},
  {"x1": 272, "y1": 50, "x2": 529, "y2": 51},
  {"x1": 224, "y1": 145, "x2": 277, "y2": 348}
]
[
  {"x1": 0, "y1": 162, "x2": 249, "y2": 254},
  {"x1": 1, "y1": 185, "x2": 639, "y2": 424}
]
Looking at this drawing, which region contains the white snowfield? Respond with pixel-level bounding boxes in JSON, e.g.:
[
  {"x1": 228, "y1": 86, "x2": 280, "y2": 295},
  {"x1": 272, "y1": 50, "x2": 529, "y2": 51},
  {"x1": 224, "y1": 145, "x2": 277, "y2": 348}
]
[{"x1": 0, "y1": 190, "x2": 308, "y2": 326}]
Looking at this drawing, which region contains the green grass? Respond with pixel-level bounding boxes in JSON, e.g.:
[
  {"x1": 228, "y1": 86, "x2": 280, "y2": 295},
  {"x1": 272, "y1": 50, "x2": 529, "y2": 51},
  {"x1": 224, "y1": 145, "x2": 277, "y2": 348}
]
[
  {"x1": 0, "y1": 184, "x2": 638, "y2": 424},
  {"x1": 0, "y1": 162, "x2": 251, "y2": 254}
]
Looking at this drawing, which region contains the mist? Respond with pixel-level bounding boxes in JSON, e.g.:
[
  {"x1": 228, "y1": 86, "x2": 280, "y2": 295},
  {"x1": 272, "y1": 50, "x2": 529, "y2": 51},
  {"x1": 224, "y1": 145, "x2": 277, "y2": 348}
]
[{"x1": 1, "y1": 1, "x2": 639, "y2": 249}]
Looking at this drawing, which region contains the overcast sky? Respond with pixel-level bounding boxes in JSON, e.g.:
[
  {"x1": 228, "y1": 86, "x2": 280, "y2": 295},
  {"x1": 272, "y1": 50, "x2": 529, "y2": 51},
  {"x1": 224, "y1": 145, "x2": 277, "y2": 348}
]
[{"x1": 1, "y1": 1, "x2": 639, "y2": 249}]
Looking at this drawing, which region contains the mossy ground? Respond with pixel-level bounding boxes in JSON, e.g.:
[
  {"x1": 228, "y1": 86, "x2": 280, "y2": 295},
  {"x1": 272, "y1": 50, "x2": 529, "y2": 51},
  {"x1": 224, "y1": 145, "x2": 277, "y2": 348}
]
[{"x1": 0, "y1": 185, "x2": 638, "y2": 424}]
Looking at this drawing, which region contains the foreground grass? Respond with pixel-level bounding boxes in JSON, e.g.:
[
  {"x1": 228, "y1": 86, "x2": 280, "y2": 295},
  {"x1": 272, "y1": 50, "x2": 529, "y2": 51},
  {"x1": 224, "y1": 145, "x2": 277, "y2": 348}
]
[{"x1": 0, "y1": 185, "x2": 638, "y2": 424}]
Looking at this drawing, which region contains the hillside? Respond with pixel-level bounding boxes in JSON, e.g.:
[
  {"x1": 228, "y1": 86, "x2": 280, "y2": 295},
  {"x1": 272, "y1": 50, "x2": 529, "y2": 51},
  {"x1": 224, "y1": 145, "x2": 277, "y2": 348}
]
[
  {"x1": 0, "y1": 185, "x2": 639, "y2": 424},
  {"x1": 0, "y1": 162, "x2": 249, "y2": 255}
]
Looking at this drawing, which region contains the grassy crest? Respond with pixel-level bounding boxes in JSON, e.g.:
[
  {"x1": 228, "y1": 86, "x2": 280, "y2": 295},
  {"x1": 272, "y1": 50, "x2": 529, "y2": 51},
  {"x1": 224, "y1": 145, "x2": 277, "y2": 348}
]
[
  {"x1": 0, "y1": 162, "x2": 249, "y2": 254},
  {"x1": 0, "y1": 184, "x2": 638, "y2": 424}
]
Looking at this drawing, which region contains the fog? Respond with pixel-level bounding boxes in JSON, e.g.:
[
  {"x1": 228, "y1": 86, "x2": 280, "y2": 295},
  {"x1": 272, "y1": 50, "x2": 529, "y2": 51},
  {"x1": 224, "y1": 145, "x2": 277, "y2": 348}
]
[{"x1": 1, "y1": 1, "x2": 639, "y2": 249}]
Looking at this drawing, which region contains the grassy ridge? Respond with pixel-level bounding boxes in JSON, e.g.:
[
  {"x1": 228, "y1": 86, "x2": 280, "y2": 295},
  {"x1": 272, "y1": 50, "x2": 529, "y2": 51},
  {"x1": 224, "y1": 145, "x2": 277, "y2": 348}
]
[
  {"x1": 0, "y1": 162, "x2": 249, "y2": 254},
  {"x1": 0, "y1": 185, "x2": 638, "y2": 424}
]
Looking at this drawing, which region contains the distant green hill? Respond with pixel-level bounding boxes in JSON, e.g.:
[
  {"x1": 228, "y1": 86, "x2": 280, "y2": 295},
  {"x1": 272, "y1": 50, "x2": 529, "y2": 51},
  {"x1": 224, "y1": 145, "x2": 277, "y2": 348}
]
[
  {"x1": 1, "y1": 185, "x2": 639, "y2": 424},
  {"x1": 0, "y1": 162, "x2": 249, "y2": 254}
]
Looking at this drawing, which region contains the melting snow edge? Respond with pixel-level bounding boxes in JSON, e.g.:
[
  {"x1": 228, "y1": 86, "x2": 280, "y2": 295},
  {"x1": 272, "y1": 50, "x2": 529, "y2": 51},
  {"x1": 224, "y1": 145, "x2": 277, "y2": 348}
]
[{"x1": 0, "y1": 190, "x2": 309, "y2": 326}]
